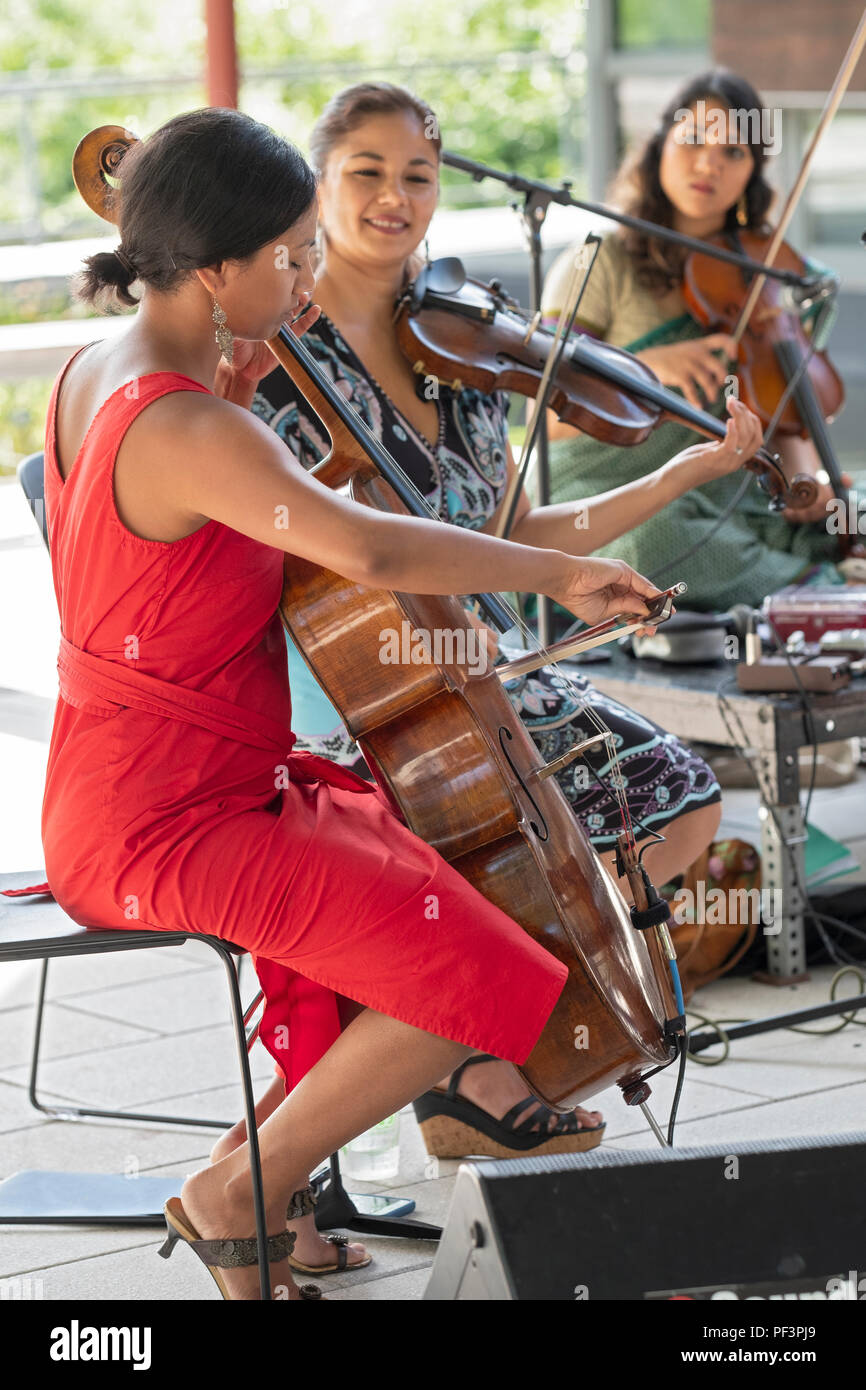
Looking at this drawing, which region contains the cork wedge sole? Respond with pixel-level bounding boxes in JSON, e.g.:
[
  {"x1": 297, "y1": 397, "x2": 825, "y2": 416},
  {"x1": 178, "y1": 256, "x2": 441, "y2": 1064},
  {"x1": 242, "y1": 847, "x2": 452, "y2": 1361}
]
[{"x1": 417, "y1": 1113, "x2": 604, "y2": 1159}]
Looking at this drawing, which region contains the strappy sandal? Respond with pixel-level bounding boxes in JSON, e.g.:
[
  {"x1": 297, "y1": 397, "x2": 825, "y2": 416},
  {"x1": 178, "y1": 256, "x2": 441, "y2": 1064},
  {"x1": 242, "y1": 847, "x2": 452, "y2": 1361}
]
[
  {"x1": 285, "y1": 1185, "x2": 372, "y2": 1276},
  {"x1": 158, "y1": 1197, "x2": 322, "y2": 1300},
  {"x1": 412, "y1": 1053, "x2": 605, "y2": 1159}
]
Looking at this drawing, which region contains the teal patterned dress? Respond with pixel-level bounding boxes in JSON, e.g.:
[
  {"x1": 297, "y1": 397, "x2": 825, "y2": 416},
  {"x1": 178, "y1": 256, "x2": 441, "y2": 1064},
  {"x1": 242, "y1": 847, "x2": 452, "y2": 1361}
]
[{"x1": 253, "y1": 314, "x2": 721, "y2": 847}]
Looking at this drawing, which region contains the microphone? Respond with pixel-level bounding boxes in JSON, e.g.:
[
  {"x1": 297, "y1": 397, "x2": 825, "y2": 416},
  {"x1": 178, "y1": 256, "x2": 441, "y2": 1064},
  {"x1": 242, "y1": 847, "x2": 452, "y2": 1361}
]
[{"x1": 779, "y1": 272, "x2": 839, "y2": 313}]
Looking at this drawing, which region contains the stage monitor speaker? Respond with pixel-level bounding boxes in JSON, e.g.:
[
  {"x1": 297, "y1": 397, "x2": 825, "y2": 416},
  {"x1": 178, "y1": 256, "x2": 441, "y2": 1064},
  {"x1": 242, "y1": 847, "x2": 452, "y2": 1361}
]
[{"x1": 423, "y1": 1133, "x2": 866, "y2": 1301}]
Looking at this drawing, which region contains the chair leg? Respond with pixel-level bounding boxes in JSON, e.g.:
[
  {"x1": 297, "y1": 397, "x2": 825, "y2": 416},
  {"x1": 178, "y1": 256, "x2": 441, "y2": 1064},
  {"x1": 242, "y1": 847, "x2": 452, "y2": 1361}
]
[
  {"x1": 27, "y1": 958, "x2": 51, "y2": 1115},
  {"x1": 23, "y1": 950, "x2": 437, "y2": 1245},
  {"x1": 212, "y1": 943, "x2": 272, "y2": 1301},
  {"x1": 26, "y1": 956, "x2": 244, "y2": 1131}
]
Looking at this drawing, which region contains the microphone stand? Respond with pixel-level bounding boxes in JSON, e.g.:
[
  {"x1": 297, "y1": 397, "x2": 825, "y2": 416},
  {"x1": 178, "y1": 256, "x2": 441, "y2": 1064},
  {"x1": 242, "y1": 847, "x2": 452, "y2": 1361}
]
[{"x1": 440, "y1": 151, "x2": 817, "y2": 647}]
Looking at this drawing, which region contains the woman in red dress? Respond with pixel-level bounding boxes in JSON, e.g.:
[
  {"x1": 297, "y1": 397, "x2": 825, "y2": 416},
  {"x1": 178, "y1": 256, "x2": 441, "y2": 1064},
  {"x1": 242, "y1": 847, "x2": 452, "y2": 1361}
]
[{"x1": 44, "y1": 108, "x2": 664, "y2": 1300}]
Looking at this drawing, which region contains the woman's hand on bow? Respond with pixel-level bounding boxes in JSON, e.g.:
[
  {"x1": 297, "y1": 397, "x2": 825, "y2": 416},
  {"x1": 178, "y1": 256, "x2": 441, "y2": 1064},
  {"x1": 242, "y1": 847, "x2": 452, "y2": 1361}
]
[{"x1": 551, "y1": 556, "x2": 666, "y2": 635}]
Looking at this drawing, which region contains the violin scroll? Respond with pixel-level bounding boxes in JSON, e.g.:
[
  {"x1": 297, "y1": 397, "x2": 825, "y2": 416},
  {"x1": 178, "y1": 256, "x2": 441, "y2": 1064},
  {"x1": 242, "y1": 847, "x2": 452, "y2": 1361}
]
[{"x1": 786, "y1": 473, "x2": 821, "y2": 510}]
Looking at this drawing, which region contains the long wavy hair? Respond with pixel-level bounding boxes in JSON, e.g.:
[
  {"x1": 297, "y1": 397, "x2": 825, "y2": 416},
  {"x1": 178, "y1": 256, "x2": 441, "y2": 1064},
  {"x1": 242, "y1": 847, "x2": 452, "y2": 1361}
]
[{"x1": 611, "y1": 69, "x2": 776, "y2": 295}]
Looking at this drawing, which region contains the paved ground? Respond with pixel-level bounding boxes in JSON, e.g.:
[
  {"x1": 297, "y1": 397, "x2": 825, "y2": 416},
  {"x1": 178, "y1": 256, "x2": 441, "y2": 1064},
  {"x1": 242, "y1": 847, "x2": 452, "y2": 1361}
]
[{"x1": 2, "y1": 476, "x2": 865, "y2": 1301}]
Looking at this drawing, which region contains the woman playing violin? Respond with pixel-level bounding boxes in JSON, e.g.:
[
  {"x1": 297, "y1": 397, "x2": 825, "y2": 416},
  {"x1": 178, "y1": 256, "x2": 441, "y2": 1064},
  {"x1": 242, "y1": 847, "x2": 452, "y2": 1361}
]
[
  {"x1": 44, "y1": 108, "x2": 665, "y2": 1297},
  {"x1": 252, "y1": 81, "x2": 764, "y2": 1160},
  {"x1": 542, "y1": 68, "x2": 846, "y2": 614}
]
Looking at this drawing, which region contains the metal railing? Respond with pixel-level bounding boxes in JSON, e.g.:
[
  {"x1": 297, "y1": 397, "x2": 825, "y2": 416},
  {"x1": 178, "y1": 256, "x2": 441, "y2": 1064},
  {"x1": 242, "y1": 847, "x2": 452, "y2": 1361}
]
[{"x1": 0, "y1": 53, "x2": 585, "y2": 244}]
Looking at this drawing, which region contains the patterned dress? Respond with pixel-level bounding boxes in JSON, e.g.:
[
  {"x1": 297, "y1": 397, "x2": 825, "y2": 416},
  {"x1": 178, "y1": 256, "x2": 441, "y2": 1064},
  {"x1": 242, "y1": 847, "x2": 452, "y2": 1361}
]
[{"x1": 253, "y1": 314, "x2": 721, "y2": 848}]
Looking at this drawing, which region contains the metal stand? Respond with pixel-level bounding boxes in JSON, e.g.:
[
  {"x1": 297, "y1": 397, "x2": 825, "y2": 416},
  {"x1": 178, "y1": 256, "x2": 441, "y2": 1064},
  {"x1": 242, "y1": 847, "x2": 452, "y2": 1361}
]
[
  {"x1": 689, "y1": 994, "x2": 866, "y2": 1056},
  {"x1": 516, "y1": 188, "x2": 555, "y2": 648},
  {"x1": 312, "y1": 1155, "x2": 440, "y2": 1241}
]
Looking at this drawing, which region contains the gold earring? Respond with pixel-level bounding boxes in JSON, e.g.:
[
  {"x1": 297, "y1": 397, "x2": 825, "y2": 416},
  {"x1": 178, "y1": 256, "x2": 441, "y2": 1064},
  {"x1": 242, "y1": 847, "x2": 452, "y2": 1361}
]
[
  {"x1": 212, "y1": 297, "x2": 234, "y2": 364},
  {"x1": 736, "y1": 195, "x2": 749, "y2": 228}
]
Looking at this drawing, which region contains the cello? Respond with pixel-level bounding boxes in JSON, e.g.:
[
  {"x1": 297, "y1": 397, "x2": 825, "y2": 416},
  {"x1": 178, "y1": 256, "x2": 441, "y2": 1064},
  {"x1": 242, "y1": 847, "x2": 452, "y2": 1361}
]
[{"x1": 72, "y1": 122, "x2": 686, "y2": 1116}]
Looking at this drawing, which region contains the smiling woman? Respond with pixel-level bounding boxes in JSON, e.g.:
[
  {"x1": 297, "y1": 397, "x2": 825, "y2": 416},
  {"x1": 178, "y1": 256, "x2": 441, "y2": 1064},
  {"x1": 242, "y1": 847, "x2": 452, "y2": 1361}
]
[{"x1": 249, "y1": 80, "x2": 759, "y2": 1164}]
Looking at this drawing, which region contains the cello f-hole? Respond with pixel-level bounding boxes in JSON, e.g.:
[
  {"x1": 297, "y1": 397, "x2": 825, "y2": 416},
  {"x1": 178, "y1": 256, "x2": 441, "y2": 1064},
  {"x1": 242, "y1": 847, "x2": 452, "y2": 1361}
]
[{"x1": 498, "y1": 726, "x2": 548, "y2": 841}]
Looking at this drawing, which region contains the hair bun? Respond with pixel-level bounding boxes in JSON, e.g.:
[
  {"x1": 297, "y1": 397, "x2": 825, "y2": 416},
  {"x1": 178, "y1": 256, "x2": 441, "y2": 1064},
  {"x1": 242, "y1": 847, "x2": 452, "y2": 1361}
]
[{"x1": 73, "y1": 247, "x2": 140, "y2": 310}]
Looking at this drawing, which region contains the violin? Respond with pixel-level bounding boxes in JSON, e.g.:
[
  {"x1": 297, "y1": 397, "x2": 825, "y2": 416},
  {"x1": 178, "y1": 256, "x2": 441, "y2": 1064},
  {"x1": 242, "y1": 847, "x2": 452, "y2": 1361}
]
[
  {"x1": 394, "y1": 259, "x2": 818, "y2": 513},
  {"x1": 683, "y1": 230, "x2": 844, "y2": 438},
  {"x1": 683, "y1": 229, "x2": 866, "y2": 564},
  {"x1": 71, "y1": 123, "x2": 683, "y2": 1114}
]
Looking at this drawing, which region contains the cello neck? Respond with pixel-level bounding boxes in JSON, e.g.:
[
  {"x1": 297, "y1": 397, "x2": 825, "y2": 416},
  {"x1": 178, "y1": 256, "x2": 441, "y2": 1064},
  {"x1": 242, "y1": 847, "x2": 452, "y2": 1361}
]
[{"x1": 268, "y1": 326, "x2": 515, "y2": 632}]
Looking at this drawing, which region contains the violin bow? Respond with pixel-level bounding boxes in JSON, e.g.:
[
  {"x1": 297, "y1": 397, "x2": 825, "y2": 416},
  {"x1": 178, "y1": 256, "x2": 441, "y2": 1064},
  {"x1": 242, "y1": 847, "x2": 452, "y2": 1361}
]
[{"x1": 731, "y1": 8, "x2": 866, "y2": 348}]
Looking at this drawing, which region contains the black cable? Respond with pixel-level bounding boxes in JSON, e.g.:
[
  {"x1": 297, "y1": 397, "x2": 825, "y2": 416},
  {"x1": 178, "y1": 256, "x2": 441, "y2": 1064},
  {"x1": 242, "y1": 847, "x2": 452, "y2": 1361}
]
[
  {"x1": 648, "y1": 472, "x2": 753, "y2": 586},
  {"x1": 667, "y1": 1033, "x2": 689, "y2": 1146}
]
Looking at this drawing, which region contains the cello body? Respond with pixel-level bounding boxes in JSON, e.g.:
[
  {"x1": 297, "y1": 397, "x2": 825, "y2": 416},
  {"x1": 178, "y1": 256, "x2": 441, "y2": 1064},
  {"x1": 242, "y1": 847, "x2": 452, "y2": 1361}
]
[{"x1": 279, "y1": 445, "x2": 677, "y2": 1111}]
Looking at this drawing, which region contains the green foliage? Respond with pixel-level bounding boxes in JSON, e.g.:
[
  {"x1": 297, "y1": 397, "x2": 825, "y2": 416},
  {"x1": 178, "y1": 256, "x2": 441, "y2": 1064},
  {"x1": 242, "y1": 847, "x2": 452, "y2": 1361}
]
[
  {"x1": 0, "y1": 376, "x2": 54, "y2": 474},
  {"x1": 234, "y1": 0, "x2": 587, "y2": 205},
  {"x1": 615, "y1": 0, "x2": 710, "y2": 49},
  {"x1": 1, "y1": 0, "x2": 588, "y2": 242}
]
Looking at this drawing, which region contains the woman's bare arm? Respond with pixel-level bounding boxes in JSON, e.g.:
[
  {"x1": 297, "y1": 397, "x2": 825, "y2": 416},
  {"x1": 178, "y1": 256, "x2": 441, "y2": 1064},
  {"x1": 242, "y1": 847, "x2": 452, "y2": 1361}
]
[{"x1": 134, "y1": 391, "x2": 661, "y2": 627}]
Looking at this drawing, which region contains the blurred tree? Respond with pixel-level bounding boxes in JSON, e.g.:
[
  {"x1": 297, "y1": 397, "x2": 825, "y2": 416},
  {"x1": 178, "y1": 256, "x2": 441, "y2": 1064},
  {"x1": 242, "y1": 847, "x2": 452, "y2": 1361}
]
[
  {"x1": 0, "y1": 0, "x2": 588, "y2": 240},
  {"x1": 615, "y1": 0, "x2": 709, "y2": 49},
  {"x1": 0, "y1": 0, "x2": 588, "y2": 469}
]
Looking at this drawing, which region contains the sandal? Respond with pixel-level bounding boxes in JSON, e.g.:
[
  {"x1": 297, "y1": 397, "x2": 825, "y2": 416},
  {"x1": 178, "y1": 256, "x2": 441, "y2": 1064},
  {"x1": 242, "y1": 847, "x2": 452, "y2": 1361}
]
[
  {"x1": 412, "y1": 1054, "x2": 605, "y2": 1159},
  {"x1": 158, "y1": 1197, "x2": 322, "y2": 1300},
  {"x1": 285, "y1": 1185, "x2": 372, "y2": 1276}
]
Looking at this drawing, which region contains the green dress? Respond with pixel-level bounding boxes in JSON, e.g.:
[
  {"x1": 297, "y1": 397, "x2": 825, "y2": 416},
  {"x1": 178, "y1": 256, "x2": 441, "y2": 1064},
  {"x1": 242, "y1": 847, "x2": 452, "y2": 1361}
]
[{"x1": 541, "y1": 237, "x2": 841, "y2": 616}]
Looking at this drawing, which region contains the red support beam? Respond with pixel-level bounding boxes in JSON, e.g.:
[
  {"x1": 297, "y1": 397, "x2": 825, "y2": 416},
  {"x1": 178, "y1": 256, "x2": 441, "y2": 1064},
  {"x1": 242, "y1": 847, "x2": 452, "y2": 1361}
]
[{"x1": 205, "y1": 0, "x2": 239, "y2": 109}]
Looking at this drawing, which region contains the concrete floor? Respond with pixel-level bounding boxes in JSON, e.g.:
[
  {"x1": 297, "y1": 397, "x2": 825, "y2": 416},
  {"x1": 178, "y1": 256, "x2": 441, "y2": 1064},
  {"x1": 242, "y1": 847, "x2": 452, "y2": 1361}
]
[{"x1": 2, "y1": 477, "x2": 865, "y2": 1301}]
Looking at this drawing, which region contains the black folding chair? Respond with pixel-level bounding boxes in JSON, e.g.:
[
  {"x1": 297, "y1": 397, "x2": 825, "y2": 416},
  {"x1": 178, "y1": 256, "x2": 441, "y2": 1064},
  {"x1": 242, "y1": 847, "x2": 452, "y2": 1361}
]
[
  {"x1": 0, "y1": 881, "x2": 278, "y2": 1297},
  {"x1": 0, "y1": 456, "x2": 440, "y2": 1271}
]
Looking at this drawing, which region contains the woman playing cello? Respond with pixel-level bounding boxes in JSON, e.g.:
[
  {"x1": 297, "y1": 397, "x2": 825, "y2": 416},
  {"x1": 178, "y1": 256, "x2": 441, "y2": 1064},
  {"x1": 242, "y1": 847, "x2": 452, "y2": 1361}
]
[{"x1": 44, "y1": 107, "x2": 667, "y2": 1298}]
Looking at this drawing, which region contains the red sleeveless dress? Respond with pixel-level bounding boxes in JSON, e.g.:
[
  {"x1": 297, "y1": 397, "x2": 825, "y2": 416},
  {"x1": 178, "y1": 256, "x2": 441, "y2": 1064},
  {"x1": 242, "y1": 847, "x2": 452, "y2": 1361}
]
[{"x1": 35, "y1": 356, "x2": 567, "y2": 1091}]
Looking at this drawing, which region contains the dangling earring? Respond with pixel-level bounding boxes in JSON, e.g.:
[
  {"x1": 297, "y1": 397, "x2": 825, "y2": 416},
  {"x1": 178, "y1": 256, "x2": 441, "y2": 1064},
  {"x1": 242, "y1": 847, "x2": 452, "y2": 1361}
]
[
  {"x1": 736, "y1": 195, "x2": 749, "y2": 228},
  {"x1": 424, "y1": 237, "x2": 431, "y2": 264},
  {"x1": 212, "y1": 297, "x2": 234, "y2": 364}
]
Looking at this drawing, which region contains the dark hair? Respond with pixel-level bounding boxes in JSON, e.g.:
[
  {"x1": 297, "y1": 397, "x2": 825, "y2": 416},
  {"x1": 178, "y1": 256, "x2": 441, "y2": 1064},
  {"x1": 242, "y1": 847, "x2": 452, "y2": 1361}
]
[
  {"x1": 75, "y1": 108, "x2": 318, "y2": 310},
  {"x1": 309, "y1": 81, "x2": 441, "y2": 175},
  {"x1": 611, "y1": 69, "x2": 776, "y2": 295}
]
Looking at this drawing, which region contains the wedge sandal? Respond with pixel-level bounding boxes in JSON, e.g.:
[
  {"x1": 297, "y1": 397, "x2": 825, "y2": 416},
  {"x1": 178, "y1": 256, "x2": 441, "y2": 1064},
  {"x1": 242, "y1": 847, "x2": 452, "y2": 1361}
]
[{"x1": 412, "y1": 1054, "x2": 605, "y2": 1159}]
